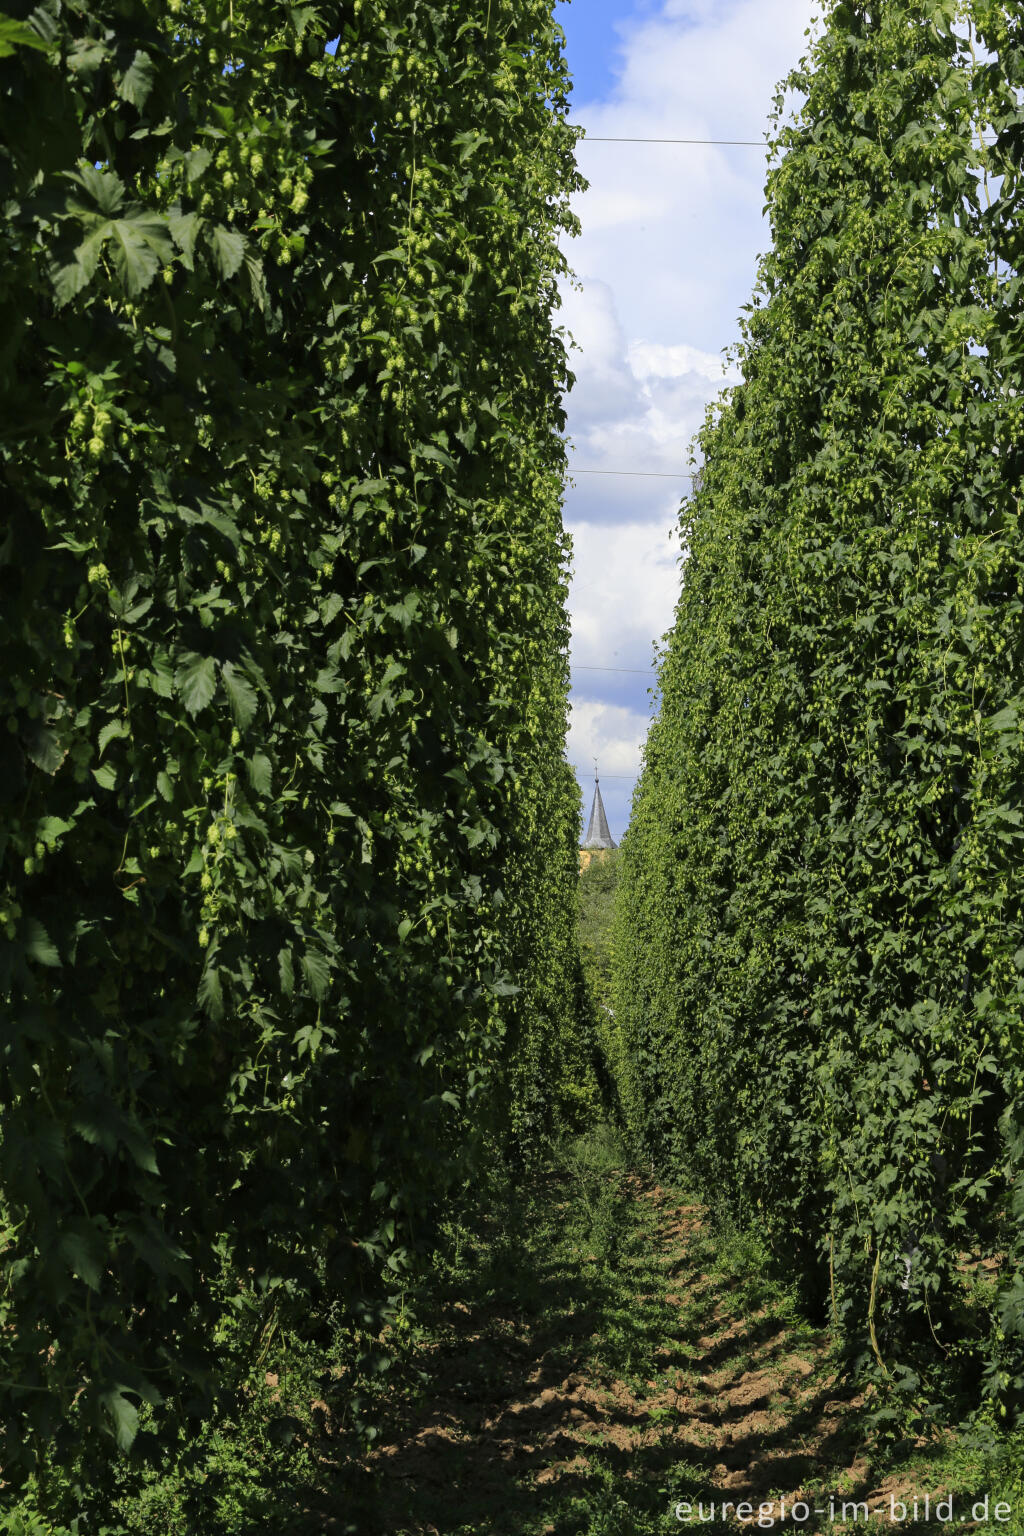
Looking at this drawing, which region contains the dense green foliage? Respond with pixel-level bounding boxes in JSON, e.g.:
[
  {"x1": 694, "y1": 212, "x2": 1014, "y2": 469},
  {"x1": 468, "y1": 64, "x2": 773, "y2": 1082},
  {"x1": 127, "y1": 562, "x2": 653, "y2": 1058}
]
[
  {"x1": 615, "y1": 0, "x2": 1024, "y2": 1412},
  {"x1": 577, "y1": 849, "x2": 623, "y2": 1116},
  {"x1": 0, "y1": 0, "x2": 584, "y2": 1485},
  {"x1": 578, "y1": 849, "x2": 619, "y2": 1016}
]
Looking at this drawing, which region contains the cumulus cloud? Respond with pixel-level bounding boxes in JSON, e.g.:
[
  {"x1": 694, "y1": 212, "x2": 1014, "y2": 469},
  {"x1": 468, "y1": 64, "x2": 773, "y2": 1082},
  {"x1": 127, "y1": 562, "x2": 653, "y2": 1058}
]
[
  {"x1": 568, "y1": 697, "x2": 649, "y2": 780},
  {"x1": 567, "y1": 515, "x2": 680, "y2": 673},
  {"x1": 561, "y1": 0, "x2": 819, "y2": 833},
  {"x1": 568, "y1": 0, "x2": 819, "y2": 347},
  {"x1": 628, "y1": 341, "x2": 737, "y2": 383},
  {"x1": 560, "y1": 282, "x2": 736, "y2": 526},
  {"x1": 565, "y1": 515, "x2": 679, "y2": 841}
]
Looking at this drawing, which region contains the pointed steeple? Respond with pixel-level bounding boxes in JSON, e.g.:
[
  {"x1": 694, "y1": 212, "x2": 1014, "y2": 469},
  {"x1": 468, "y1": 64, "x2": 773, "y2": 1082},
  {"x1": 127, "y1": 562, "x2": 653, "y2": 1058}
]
[{"x1": 583, "y1": 775, "x2": 616, "y2": 850}]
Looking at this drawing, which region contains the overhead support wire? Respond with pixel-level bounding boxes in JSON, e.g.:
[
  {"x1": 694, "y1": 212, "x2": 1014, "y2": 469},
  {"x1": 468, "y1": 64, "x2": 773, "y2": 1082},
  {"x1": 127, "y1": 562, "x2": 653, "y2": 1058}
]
[
  {"x1": 581, "y1": 135, "x2": 762, "y2": 145},
  {"x1": 571, "y1": 469, "x2": 696, "y2": 479},
  {"x1": 577, "y1": 132, "x2": 1000, "y2": 147},
  {"x1": 573, "y1": 665, "x2": 656, "y2": 676}
]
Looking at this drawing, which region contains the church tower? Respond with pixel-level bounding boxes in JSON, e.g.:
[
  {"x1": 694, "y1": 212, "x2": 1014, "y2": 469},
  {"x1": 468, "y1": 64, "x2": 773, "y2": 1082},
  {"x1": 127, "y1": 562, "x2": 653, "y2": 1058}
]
[{"x1": 582, "y1": 775, "x2": 616, "y2": 851}]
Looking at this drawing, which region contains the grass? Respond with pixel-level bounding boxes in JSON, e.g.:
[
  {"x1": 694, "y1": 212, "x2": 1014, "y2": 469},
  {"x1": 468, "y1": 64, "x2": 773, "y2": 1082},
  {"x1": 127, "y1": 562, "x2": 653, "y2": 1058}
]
[
  {"x1": 6, "y1": 1125, "x2": 1024, "y2": 1534},
  {"x1": 312, "y1": 1126, "x2": 1024, "y2": 1535}
]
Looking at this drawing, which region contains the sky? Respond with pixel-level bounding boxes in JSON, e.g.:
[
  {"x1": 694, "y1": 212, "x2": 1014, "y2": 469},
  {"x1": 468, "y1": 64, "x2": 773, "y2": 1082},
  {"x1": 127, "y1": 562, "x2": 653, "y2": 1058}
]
[{"x1": 557, "y1": 0, "x2": 821, "y2": 843}]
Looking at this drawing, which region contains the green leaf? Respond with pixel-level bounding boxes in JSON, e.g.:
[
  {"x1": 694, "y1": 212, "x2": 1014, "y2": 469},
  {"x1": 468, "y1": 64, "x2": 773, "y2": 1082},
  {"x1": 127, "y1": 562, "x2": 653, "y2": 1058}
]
[
  {"x1": 245, "y1": 251, "x2": 267, "y2": 309},
  {"x1": 118, "y1": 49, "x2": 154, "y2": 108},
  {"x1": 414, "y1": 444, "x2": 455, "y2": 470},
  {"x1": 175, "y1": 653, "x2": 217, "y2": 716},
  {"x1": 36, "y1": 816, "x2": 73, "y2": 841},
  {"x1": 184, "y1": 146, "x2": 211, "y2": 183},
  {"x1": 488, "y1": 979, "x2": 520, "y2": 997},
  {"x1": 120, "y1": 1127, "x2": 159, "y2": 1176},
  {"x1": 124, "y1": 1216, "x2": 190, "y2": 1290},
  {"x1": 198, "y1": 964, "x2": 223, "y2": 1019},
  {"x1": 69, "y1": 163, "x2": 126, "y2": 217},
  {"x1": 24, "y1": 721, "x2": 65, "y2": 774},
  {"x1": 301, "y1": 949, "x2": 331, "y2": 1001},
  {"x1": 54, "y1": 182, "x2": 174, "y2": 302},
  {"x1": 248, "y1": 753, "x2": 272, "y2": 795},
  {"x1": 124, "y1": 1217, "x2": 188, "y2": 1282},
  {"x1": 208, "y1": 224, "x2": 246, "y2": 279},
  {"x1": 67, "y1": 35, "x2": 107, "y2": 78},
  {"x1": 107, "y1": 213, "x2": 174, "y2": 296},
  {"x1": 147, "y1": 649, "x2": 175, "y2": 698},
  {"x1": 988, "y1": 705, "x2": 1018, "y2": 736},
  {"x1": 50, "y1": 263, "x2": 86, "y2": 306},
  {"x1": 58, "y1": 1224, "x2": 104, "y2": 1290},
  {"x1": 168, "y1": 208, "x2": 201, "y2": 259},
  {"x1": 100, "y1": 1389, "x2": 140, "y2": 1452},
  {"x1": 278, "y1": 948, "x2": 294, "y2": 997},
  {"x1": 25, "y1": 919, "x2": 59, "y2": 967},
  {"x1": 0, "y1": 14, "x2": 49, "y2": 56},
  {"x1": 221, "y1": 662, "x2": 257, "y2": 727},
  {"x1": 452, "y1": 129, "x2": 487, "y2": 163},
  {"x1": 98, "y1": 719, "x2": 128, "y2": 757},
  {"x1": 315, "y1": 666, "x2": 344, "y2": 694},
  {"x1": 92, "y1": 763, "x2": 117, "y2": 790}
]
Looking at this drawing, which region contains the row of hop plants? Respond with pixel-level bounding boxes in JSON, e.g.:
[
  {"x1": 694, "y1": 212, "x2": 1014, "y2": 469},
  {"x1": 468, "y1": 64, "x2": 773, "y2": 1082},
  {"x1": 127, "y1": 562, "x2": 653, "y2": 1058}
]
[
  {"x1": 0, "y1": 0, "x2": 592, "y2": 1506},
  {"x1": 614, "y1": 0, "x2": 1024, "y2": 1420}
]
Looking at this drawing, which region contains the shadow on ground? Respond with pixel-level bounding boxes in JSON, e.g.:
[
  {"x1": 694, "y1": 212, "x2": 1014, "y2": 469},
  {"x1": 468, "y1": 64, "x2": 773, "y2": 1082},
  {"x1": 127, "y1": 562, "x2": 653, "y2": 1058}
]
[{"x1": 282, "y1": 1165, "x2": 966, "y2": 1536}]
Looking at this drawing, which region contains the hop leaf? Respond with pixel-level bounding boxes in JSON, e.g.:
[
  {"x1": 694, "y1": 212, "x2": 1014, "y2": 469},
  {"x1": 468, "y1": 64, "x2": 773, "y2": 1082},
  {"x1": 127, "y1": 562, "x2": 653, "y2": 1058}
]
[
  {"x1": 24, "y1": 918, "x2": 59, "y2": 967},
  {"x1": 221, "y1": 662, "x2": 257, "y2": 727},
  {"x1": 117, "y1": 48, "x2": 154, "y2": 108},
  {"x1": 52, "y1": 168, "x2": 174, "y2": 302},
  {"x1": 208, "y1": 224, "x2": 246, "y2": 279},
  {"x1": 0, "y1": 14, "x2": 49, "y2": 57},
  {"x1": 175, "y1": 653, "x2": 218, "y2": 716}
]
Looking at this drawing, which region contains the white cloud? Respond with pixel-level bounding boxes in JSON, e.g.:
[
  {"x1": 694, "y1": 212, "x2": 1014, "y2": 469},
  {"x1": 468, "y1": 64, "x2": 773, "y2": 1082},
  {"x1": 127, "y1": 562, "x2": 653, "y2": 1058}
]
[
  {"x1": 627, "y1": 341, "x2": 738, "y2": 384},
  {"x1": 561, "y1": 281, "x2": 736, "y2": 520},
  {"x1": 562, "y1": 0, "x2": 819, "y2": 832},
  {"x1": 568, "y1": 515, "x2": 680, "y2": 671},
  {"x1": 568, "y1": 698, "x2": 649, "y2": 782},
  {"x1": 567, "y1": 0, "x2": 818, "y2": 352}
]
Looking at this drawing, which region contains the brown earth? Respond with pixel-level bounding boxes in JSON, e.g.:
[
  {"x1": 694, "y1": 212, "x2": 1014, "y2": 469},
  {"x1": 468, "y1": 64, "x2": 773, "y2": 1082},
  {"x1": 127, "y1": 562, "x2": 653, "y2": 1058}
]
[{"x1": 326, "y1": 1177, "x2": 960, "y2": 1535}]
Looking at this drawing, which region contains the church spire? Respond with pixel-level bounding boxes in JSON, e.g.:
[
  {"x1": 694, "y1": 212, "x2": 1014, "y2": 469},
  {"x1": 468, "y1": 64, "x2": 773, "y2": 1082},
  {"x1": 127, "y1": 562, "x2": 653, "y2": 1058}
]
[{"x1": 582, "y1": 770, "x2": 616, "y2": 850}]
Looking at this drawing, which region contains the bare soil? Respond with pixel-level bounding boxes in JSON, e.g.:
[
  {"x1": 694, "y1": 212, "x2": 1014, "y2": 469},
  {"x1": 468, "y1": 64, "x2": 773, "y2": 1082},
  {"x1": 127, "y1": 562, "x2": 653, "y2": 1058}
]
[{"x1": 319, "y1": 1174, "x2": 961, "y2": 1535}]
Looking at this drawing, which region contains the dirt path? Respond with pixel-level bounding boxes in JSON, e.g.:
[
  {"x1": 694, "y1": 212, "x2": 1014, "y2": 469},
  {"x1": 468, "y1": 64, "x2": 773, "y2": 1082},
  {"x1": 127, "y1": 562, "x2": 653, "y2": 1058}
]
[{"x1": 323, "y1": 1159, "x2": 965, "y2": 1535}]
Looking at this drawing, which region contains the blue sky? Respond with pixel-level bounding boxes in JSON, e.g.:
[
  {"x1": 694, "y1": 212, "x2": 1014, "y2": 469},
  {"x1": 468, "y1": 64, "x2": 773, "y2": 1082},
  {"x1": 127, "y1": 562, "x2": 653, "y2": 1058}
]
[
  {"x1": 556, "y1": 0, "x2": 651, "y2": 100},
  {"x1": 556, "y1": 0, "x2": 819, "y2": 843}
]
